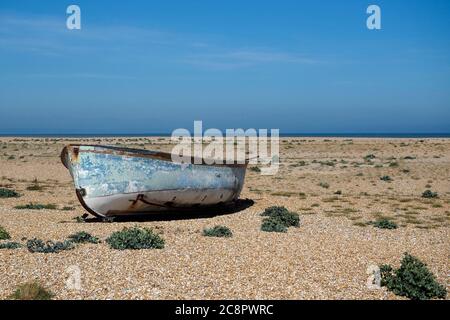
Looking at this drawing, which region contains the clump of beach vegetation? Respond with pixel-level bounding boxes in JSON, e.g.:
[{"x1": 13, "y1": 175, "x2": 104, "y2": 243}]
[
  {"x1": 0, "y1": 226, "x2": 11, "y2": 240},
  {"x1": 380, "y1": 253, "x2": 447, "y2": 300},
  {"x1": 9, "y1": 281, "x2": 54, "y2": 300},
  {"x1": 260, "y1": 206, "x2": 300, "y2": 233},
  {"x1": 106, "y1": 226, "x2": 164, "y2": 250},
  {"x1": 422, "y1": 190, "x2": 438, "y2": 199},
  {"x1": 0, "y1": 188, "x2": 20, "y2": 198},
  {"x1": 261, "y1": 218, "x2": 288, "y2": 232},
  {"x1": 67, "y1": 231, "x2": 100, "y2": 244},
  {"x1": 203, "y1": 225, "x2": 233, "y2": 238},
  {"x1": 26, "y1": 238, "x2": 75, "y2": 253},
  {"x1": 15, "y1": 203, "x2": 57, "y2": 210},
  {"x1": 0, "y1": 242, "x2": 22, "y2": 249},
  {"x1": 26, "y1": 178, "x2": 44, "y2": 191},
  {"x1": 370, "y1": 218, "x2": 397, "y2": 229}
]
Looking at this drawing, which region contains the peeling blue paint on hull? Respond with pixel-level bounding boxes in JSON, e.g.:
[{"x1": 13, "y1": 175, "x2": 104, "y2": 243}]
[{"x1": 61, "y1": 145, "x2": 247, "y2": 217}]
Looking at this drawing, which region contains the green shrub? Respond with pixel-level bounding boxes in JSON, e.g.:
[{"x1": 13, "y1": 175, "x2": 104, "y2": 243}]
[
  {"x1": 15, "y1": 203, "x2": 57, "y2": 210},
  {"x1": 106, "y1": 227, "x2": 164, "y2": 250},
  {"x1": 422, "y1": 190, "x2": 438, "y2": 198},
  {"x1": 261, "y1": 206, "x2": 300, "y2": 227},
  {"x1": 67, "y1": 231, "x2": 100, "y2": 244},
  {"x1": 9, "y1": 282, "x2": 54, "y2": 300},
  {"x1": 249, "y1": 166, "x2": 261, "y2": 173},
  {"x1": 0, "y1": 226, "x2": 11, "y2": 240},
  {"x1": 0, "y1": 188, "x2": 20, "y2": 198},
  {"x1": 380, "y1": 175, "x2": 392, "y2": 182},
  {"x1": 203, "y1": 225, "x2": 233, "y2": 237},
  {"x1": 371, "y1": 218, "x2": 397, "y2": 229},
  {"x1": 380, "y1": 253, "x2": 447, "y2": 300},
  {"x1": 379, "y1": 263, "x2": 394, "y2": 280},
  {"x1": 261, "y1": 218, "x2": 288, "y2": 233},
  {"x1": 26, "y1": 238, "x2": 75, "y2": 253},
  {"x1": 62, "y1": 206, "x2": 75, "y2": 211},
  {"x1": 0, "y1": 241, "x2": 22, "y2": 249},
  {"x1": 260, "y1": 206, "x2": 300, "y2": 233}
]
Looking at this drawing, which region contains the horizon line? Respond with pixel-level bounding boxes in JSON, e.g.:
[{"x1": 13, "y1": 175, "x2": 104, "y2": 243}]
[{"x1": 1, "y1": 132, "x2": 450, "y2": 138}]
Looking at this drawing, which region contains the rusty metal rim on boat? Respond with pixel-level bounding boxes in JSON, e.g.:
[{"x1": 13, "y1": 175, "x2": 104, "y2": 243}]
[{"x1": 61, "y1": 144, "x2": 249, "y2": 169}]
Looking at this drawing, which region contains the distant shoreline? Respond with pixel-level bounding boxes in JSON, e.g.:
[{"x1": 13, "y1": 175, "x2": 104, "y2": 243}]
[{"x1": 0, "y1": 133, "x2": 450, "y2": 138}]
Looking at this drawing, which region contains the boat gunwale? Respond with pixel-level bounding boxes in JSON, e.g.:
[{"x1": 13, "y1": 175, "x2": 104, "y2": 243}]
[{"x1": 60, "y1": 144, "x2": 249, "y2": 169}]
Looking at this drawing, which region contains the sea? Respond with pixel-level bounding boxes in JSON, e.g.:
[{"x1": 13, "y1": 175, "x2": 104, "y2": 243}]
[{"x1": 0, "y1": 133, "x2": 449, "y2": 138}]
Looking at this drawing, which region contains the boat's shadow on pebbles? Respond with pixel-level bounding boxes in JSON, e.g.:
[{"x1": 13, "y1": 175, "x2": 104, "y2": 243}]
[{"x1": 82, "y1": 198, "x2": 255, "y2": 223}]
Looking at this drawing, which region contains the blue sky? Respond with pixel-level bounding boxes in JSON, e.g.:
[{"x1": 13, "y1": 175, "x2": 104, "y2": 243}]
[{"x1": 0, "y1": 0, "x2": 449, "y2": 134}]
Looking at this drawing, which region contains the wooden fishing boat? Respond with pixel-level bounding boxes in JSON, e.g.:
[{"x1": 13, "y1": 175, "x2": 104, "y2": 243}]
[{"x1": 61, "y1": 145, "x2": 247, "y2": 217}]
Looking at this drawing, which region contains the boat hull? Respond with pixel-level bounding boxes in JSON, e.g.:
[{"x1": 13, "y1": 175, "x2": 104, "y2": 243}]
[{"x1": 62, "y1": 145, "x2": 247, "y2": 217}]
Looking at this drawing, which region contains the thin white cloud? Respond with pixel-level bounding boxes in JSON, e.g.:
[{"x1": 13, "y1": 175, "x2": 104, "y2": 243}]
[
  {"x1": 0, "y1": 13, "x2": 61, "y2": 30},
  {"x1": 0, "y1": 12, "x2": 322, "y2": 71},
  {"x1": 0, "y1": 12, "x2": 172, "y2": 55},
  {"x1": 180, "y1": 49, "x2": 320, "y2": 70},
  {"x1": 218, "y1": 50, "x2": 318, "y2": 63},
  {"x1": 19, "y1": 73, "x2": 137, "y2": 80}
]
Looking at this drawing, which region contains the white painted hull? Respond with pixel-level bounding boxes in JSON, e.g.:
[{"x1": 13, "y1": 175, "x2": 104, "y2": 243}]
[{"x1": 84, "y1": 188, "x2": 237, "y2": 217}]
